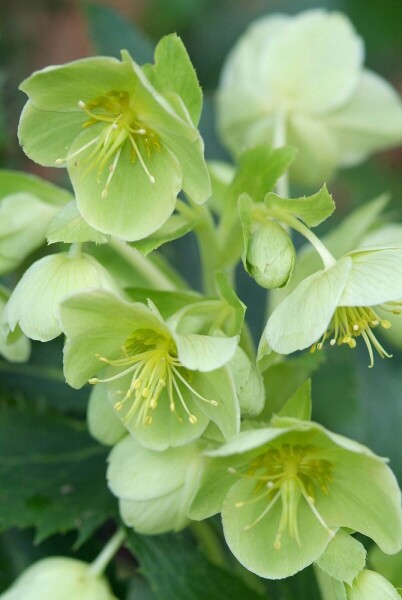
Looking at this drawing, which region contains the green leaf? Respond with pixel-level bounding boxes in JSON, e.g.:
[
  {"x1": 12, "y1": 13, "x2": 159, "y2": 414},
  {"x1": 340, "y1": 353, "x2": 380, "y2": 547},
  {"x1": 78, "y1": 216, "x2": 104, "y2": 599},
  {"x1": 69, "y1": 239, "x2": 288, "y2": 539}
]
[
  {"x1": 126, "y1": 531, "x2": 265, "y2": 600},
  {"x1": 0, "y1": 402, "x2": 116, "y2": 545},
  {"x1": 265, "y1": 185, "x2": 335, "y2": 227},
  {"x1": 132, "y1": 213, "x2": 198, "y2": 256},
  {"x1": 46, "y1": 200, "x2": 109, "y2": 245},
  {"x1": 0, "y1": 170, "x2": 72, "y2": 206},
  {"x1": 316, "y1": 530, "x2": 367, "y2": 585},
  {"x1": 278, "y1": 379, "x2": 312, "y2": 421},
  {"x1": 124, "y1": 288, "x2": 202, "y2": 318},
  {"x1": 85, "y1": 3, "x2": 154, "y2": 64}
]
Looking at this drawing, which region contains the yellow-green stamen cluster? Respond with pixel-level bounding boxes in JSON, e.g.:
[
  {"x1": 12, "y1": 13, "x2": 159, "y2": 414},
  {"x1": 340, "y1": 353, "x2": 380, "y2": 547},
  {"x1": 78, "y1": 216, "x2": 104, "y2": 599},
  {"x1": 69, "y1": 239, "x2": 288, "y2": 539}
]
[
  {"x1": 56, "y1": 91, "x2": 161, "y2": 197},
  {"x1": 230, "y1": 444, "x2": 334, "y2": 549},
  {"x1": 311, "y1": 304, "x2": 402, "y2": 367},
  {"x1": 89, "y1": 329, "x2": 217, "y2": 428}
]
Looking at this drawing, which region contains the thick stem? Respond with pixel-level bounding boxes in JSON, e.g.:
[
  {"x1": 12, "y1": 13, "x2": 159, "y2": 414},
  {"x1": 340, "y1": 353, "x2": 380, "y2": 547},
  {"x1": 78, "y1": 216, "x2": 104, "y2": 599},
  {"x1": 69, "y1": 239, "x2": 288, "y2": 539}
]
[
  {"x1": 68, "y1": 242, "x2": 83, "y2": 258},
  {"x1": 271, "y1": 209, "x2": 337, "y2": 270},
  {"x1": 109, "y1": 238, "x2": 176, "y2": 290},
  {"x1": 273, "y1": 112, "x2": 289, "y2": 198},
  {"x1": 89, "y1": 528, "x2": 126, "y2": 577}
]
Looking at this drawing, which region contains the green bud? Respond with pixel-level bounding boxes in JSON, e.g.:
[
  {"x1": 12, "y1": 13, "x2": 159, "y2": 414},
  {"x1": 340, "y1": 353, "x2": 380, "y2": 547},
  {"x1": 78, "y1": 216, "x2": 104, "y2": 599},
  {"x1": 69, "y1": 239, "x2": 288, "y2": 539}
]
[
  {"x1": 0, "y1": 557, "x2": 116, "y2": 600},
  {"x1": 246, "y1": 220, "x2": 295, "y2": 288}
]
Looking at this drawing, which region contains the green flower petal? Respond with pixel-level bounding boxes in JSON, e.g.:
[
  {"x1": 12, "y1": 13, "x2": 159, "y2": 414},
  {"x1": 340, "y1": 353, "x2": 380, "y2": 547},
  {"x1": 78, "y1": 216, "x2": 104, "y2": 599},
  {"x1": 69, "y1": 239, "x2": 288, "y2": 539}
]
[
  {"x1": 61, "y1": 290, "x2": 167, "y2": 388},
  {"x1": 346, "y1": 570, "x2": 401, "y2": 600},
  {"x1": 20, "y1": 56, "x2": 134, "y2": 112},
  {"x1": 119, "y1": 492, "x2": 189, "y2": 535},
  {"x1": 328, "y1": 70, "x2": 402, "y2": 166},
  {"x1": 340, "y1": 247, "x2": 402, "y2": 306},
  {"x1": 316, "y1": 530, "x2": 366, "y2": 585},
  {"x1": 47, "y1": 200, "x2": 109, "y2": 244},
  {"x1": 173, "y1": 332, "x2": 238, "y2": 372},
  {"x1": 0, "y1": 192, "x2": 59, "y2": 275},
  {"x1": 265, "y1": 10, "x2": 363, "y2": 114},
  {"x1": 320, "y1": 451, "x2": 402, "y2": 554},
  {"x1": 222, "y1": 477, "x2": 333, "y2": 579},
  {"x1": 107, "y1": 435, "x2": 201, "y2": 500},
  {"x1": 18, "y1": 102, "x2": 87, "y2": 167},
  {"x1": 0, "y1": 286, "x2": 30, "y2": 363},
  {"x1": 6, "y1": 253, "x2": 118, "y2": 342},
  {"x1": 265, "y1": 258, "x2": 352, "y2": 354},
  {"x1": 87, "y1": 385, "x2": 126, "y2": 446},
  {"x1": 68, "y1": 126, "x2": 182, "y2": 241}
]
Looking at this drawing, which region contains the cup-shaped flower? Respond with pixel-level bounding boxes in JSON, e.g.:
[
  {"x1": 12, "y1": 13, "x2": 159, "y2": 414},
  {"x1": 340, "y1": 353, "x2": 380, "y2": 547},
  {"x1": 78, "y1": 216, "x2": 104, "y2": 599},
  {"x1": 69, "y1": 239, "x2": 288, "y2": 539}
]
[
  {"x1": 346, "y1": 570, "x2": 401, "y2": 600},
  {"x1": 60, "y1": 290, "x2": 240, "y2": 450},
  {"x1": 108, "y1": 435, "x2": 203, "y2": 534},
  {"x1": 18, "y1": 37, "x2": 210, "y2": 241},
  {"x1": 189, "y1": 418, "x2": 402, "y2": 579},
  {"x1": 265, "y1": 246, "x2": 402, "y2": 366},
  {"x1": 0, "y1": 557, "x2": 116, "y2": 600},
  {"x1": 217, "y1": 10, "x2": 402, "y2": 185},
  {"x1": 5, "y1": 250, "x2": 118, "y2": 342}
]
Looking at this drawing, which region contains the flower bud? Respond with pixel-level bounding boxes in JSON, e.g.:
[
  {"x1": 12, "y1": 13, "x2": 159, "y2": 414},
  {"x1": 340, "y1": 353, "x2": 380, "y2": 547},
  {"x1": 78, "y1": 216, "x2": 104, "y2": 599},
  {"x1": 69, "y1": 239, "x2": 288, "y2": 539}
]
[{"x1": 0, "y1": 557, "x2": 116, "y2": 600}]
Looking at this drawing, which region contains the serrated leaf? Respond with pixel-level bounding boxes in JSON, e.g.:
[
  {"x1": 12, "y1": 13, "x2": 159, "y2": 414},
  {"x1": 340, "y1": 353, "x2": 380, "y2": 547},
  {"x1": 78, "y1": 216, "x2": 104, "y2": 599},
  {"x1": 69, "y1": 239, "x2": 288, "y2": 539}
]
[
  {"x1": 46, "y1": 200, "x2": 109, "y2": 244},
  {"x1": 132, "y1": 214, "x2": 198, "y2": 256},
  {"x1": 85, "y1": 3, "x2": 154, "y2": 64},
  {"x1": 265, "y1": 185, "x2": 335, "y2": 227},
  {"x1": 124, "y1": 288, "x2": 202, "y2": 318},
  {"x1": 126, "y1": 531, "x2": 266, "y2": 600},
  {"x1": 0, "y1": 402, "x2": 116, "y2": 545}
]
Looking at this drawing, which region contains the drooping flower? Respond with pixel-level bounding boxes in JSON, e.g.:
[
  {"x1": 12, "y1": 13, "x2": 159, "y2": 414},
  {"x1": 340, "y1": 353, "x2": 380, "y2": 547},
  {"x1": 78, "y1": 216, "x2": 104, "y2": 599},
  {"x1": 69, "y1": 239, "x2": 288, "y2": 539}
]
[
  {"x1": 189, "y1": 417, "x2": 402, "y2": 579},
  {"x1": 107, "y1": 435, "x2": 203, "y2": 534},
  {"x1": 5, "y1": 249, "x2": 118, "y2": 342},
  {"x1": 217, "y1": 10, "x2": 402, "y2": 185},
  {"x1": 264, "y1": 246, "x2": 402, "y2": 366},
  {"x1": 60, "y1": 290, "x2": 240, "y2": 450},
  {"x1": 18, "y1": 36, "x2": 210, "y2": 241},
  {"x1": 0, "y1": 557, "x2": 117, "y2": 600}
]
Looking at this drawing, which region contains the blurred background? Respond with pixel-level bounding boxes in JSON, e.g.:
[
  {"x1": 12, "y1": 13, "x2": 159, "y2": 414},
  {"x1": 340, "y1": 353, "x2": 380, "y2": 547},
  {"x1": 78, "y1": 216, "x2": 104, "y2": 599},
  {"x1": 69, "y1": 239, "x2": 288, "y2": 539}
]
[{"x1": 1, "y1": 1, "x2": 402, "y2": 596}]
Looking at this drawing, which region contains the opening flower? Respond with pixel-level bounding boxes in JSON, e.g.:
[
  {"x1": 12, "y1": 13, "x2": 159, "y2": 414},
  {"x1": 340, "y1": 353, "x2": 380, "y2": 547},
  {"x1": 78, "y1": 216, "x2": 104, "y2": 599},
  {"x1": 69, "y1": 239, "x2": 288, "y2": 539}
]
[
  {"x1": 60, "y1": 290, "x2": 240, "y2": 450},
  {"x1": 265, "y1": 246, "x2": 402, "y2": 366},
  {"x1": 217, "y1": 10, "x2": 402, "y2": 185},
  {"x1": 18, "y1": 36, "x2": 210, "y2": 241},
  {"x1": 189, "y1": 418, "x2": 402, "y2": 579}
]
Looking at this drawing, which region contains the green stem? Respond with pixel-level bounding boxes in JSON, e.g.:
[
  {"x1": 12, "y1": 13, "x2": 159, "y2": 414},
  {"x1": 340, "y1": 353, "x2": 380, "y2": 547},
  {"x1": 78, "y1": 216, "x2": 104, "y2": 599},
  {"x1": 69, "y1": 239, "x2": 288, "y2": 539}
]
[
  {"x1": 68, "y1": 242, "x2": 83, "y2": 258},
  {"x1": 271, "y1": 209, "x2": 337, "y2": 269},
  {"x1": 273, "y1": 111, "x2": 289, "y2": 198},
  {"x1": 190, "y1": 521, "x2": 227, "y2": 568},
  {"x1": 109, "y1": 238, "x2": 176, "y2": 290},
  {"x1": 193, "y1": 203, "x2": 220, "y2": 295},
  {"x1": 89, "y1": 528, "x2": 126, "y2": 577}
]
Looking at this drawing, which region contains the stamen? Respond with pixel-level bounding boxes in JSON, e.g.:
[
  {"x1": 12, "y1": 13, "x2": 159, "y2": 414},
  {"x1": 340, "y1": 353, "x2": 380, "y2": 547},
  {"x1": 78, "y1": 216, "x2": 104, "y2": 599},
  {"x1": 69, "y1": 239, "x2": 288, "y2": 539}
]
[{"x1": 128, "y1": 132, "x2": 156, "y2": 184}]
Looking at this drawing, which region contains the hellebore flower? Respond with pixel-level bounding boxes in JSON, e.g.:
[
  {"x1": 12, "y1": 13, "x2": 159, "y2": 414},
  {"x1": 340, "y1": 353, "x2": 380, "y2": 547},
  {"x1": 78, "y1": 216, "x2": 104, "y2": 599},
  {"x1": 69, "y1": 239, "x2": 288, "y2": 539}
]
[
  {"x1": 217, "y1": 10, "x2": 402, "y2": 185},
  {"x1": 0, "y1": 285, "x2": 30, "y2": 363},
  {"x1": 107, "y1": 435, "x2": 203, "y2": 534},
  {"x1": 18, "y1": 36, "x2": 210, "y2": 240},
  {"x1": 5, "y1": 250, "x2": 118, "y2": 342},
  {"x1": 189, "y1": 418, "x2": 402, "y2": 579},
  {"x1": 0, "y1": 557, "x2": 117, "y2": 600},
  {"x1": 265, "y1": 246, "x2": 402, "y2": 366},
  {"x1": 60, "y1": 290, "x2": 240, "y2": 450}
]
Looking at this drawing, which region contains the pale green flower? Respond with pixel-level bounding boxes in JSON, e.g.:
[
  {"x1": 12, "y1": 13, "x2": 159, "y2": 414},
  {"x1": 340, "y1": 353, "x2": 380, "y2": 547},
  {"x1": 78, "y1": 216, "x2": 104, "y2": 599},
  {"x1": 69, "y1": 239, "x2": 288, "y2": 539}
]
[
  {"x1": 0, "y1": 285, "x2": 30, "y2": 363},
  {"x1": 5, "y1": 250, "x2": 118, "y2": 342},
  {"x1": 265, "y1": 246, "x2": 402, "y2": 365},
  {"x1": 0, "y1": 557, "x2": 116, "y2": 600},
  {"x1": 107, "y1": 435, "x2": 203, "y2": 534},
  {"x1": 189, "y1": 418, "x2": 402, "y2": 579},
  {"x1": 60, "y1": 290, "x2": 240, "y2": 450},
  {"x1": 18, "y1": 36, "x2": 210, "y2": 241},
  {"x1": 218, "y1": 10, "x2": 402, "y2": 185}
]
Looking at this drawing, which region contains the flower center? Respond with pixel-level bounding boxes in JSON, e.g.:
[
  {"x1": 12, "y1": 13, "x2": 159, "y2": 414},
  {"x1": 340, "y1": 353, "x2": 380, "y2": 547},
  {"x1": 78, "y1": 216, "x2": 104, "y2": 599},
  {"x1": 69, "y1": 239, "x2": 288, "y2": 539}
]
[
  {"x1": 230, "y1": 444, "x2": 334, "y2": 549},
  {"x1": 55, "y1": 90, "x2": 161, "y2": 198},
  {"x1": 311, "y1": 304, "x2": 402, "y2": 367},
  {"x1": 89, "y1": 329, "x2": 217, "y2": 427}
]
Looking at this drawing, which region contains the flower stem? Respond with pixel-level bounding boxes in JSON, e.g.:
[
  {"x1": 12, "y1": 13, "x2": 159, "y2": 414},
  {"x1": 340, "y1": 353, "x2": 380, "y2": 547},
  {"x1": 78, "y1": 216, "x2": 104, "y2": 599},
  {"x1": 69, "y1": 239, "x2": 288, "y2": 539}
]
[
  {"x1": 68, "y1": 242, "x2": 83, "y2": 258},
  {"x1": 190, "y1": 521, "x2": 226, "y2": 568},
  {"x1": 273, "y1": 112, "x2": 289, "y2": 198},
  {"x1": 89, "y1": 528, "x2": 126, "y2": 577},
  {"x1": 271, "y1": 209, "x2": 337, "y2": 269},
  {"x1": 109, "y1": 238, "x2": 176, "y2": 290},
  {"x1": 192, "y1": 203, "x2": 220, "y2": 295}
]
